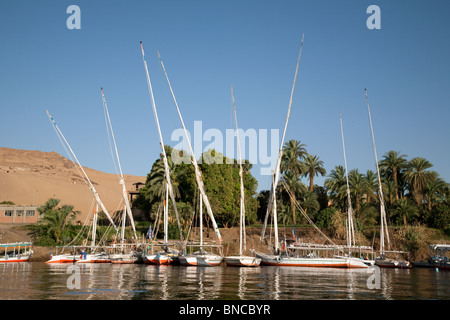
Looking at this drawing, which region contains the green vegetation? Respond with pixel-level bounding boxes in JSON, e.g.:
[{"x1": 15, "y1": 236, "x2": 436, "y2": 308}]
[
  {"x1": 133, "y1": 146, "x2": 259, "y2": 239},
  {"x1": 27, "y1": 198, "x2": 80, "y2": 246},
  {"x1": 133, "y1": 142, "x2": 449, "y2": 251},
  {"x1": 28, "y1": 140, "x2": 449, "y2": 253}
]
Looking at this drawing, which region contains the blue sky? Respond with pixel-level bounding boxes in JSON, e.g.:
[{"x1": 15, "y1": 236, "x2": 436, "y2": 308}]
[{"x1": 1, "y1": 0, "x2": 449, "y2": 192}]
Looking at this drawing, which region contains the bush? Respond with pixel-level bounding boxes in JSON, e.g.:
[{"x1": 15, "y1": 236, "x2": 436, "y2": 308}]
[{"x1": 314, "y1": 207, "x2": 336, "y2": 228}]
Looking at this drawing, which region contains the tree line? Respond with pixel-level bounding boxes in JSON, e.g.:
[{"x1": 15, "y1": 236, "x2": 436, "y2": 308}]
[{"x1": 29, "y1": 140, "x2": 449, "y2": 246}]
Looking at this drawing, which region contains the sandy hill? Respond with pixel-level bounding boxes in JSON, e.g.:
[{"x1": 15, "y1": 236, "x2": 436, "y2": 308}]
[{"x1": 0, "y1": 147, "x2": 146, "y2": 224}]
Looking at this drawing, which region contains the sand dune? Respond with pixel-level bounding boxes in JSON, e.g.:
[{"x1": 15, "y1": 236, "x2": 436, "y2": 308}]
[{"x1": 0, "y1": 147, "x2": 146, "y2": 224}]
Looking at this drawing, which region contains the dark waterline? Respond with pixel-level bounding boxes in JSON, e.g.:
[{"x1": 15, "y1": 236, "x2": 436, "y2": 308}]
[{"x1": 0, "y1": 262, "x2": 449, "y2": 300}]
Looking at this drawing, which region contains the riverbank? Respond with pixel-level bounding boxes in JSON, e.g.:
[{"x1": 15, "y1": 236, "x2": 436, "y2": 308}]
[{"x1": 1, "y1": 223, "x2": 448, "y2": 262}]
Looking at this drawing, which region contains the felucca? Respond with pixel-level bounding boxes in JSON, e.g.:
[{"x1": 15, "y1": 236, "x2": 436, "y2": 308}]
[
  {"x1": 365, "y1": 89, "x2": 411, "y2": 269},
  {"x1": 140, "y1": 42, "x2": 184, "y2": 265},
  {"x1": 178, "y1": 194, "x2": 223, "y2": 267},
  {"x1": 332, "y1": 111, "x2": 374, "y2": 267},
  {"x1": 255, "y1": 35, "x2": 367, "y2": 268},
  {"x1": 223, "y1": 86, "x2": 260, "y2": 267},
  {"x1": 100, "y1": 88, "x2": 139, "y2": 264},
  {"x1": 156, "y1": 49, "x2": 223, "y2": 266},
  {"x1": 46, "y1": 111, "x2": 121, "y2": 263}
]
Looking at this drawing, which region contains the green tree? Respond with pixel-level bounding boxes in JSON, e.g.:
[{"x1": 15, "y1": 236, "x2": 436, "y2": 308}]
[
  {"x1": 303, "y1": 154, "x2": 326, "y2": 192},
  {"x1": 279, "y1": 170, "x2": 307, "y2": 225},
  {"x1": 299, "y1": 190, "x2": 320, "y2": 217},
  {"x1": 390, "y1": 198, "x2": 419, "y2": 226},
  {"x1": 324, "y1": 165, "x2": 347, "y2": 211},
  {"x1": 364, "y1": 170, "x2": 378, "y2": 204},
  {"x1": 357, "y1": 203, "x2": 378, "y2": 229},
  {"x1": 379, "y1": 150, "x2": 408, "y2": 200},
  {"x1": 200, "y1": 150, "x2": 258, "y2": 228},
  {"x1": 404, "y1": 157, "x2": 434, "y2": 206},
  {"x1": 424, "y1": 171, "x2": 448, "y2": 211},
  {"x1": 37, "y1": 198, "x2": 80, "y2": 244},
  {"x1": 281, "y1": 139, "x2": 307, "y2": 178},
  {"x1": 314, "y1": 207, "x2": 336, "y2": 228},
  {"x1": 349, "y1": 169, "x2": 366, "y2": 213}
]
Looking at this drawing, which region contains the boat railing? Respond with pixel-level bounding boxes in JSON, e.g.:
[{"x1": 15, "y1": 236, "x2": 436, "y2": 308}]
[{"x1": 1, "y1": 242, "x2": 32, "y2": 257}]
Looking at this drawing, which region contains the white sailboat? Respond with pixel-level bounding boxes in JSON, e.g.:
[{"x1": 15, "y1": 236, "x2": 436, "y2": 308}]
[
  {"x1": 76, "y1": 203, "x2": 113, "y2": 264},
  {"x1": 140, "y1": 42, "x2": 184, "y2": 265},
  {"x1": 46, "y1": 110, "x2": 120, "y2": 263},
  {"x1": 365, "y1": 89, "x2": 411, "y2": 269},
  {"x1": 156, "y1": 49, "x2": 224, "y2": 266},
  {"x1": 100, "y1": 88, "x2": 139, "y2": 264},
  {"x1": 178, "y1": 195, "x2": 223, "y2": 267},
  {"x1": 223, "y1": 86, "x2": 261, "y2": 267},
  {"x1": 255, "y1": 35, "x2": 367, "y2": 268},
  {"x1": 332, "y1": 111, "x2": 373, "y2": 267}
]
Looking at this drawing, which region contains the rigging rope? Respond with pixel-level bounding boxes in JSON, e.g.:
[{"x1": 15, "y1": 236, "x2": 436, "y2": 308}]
[{"x1": 280, "y1": 180, "x2": 343, "y2": 253}]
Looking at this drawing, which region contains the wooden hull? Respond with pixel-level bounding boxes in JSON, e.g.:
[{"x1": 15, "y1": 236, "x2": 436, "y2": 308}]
[
  {"x1": 178, "y1": 252, "x2": 222, "y2": 267},
  {"x1": 437, "y1": 262, "x2": 450, "y2": 270},
  {"x1": 76, "y1": 253, "x2": 111, "y2": 264},
  {"x1": 375, "y1": 258, "x2": 412, "y2": 269},
  {"x1": 255, "y1": 252, "x2": 364, "y2": 268},
  {"x1": 224, "y1": 255, "x2": 261, "y2": 267},
  {"x1": 0, "y1": 254, "x2": 31, "y2": 263},
  {"x1": 45, "y1": 254, "x2": 79, "y2": 264},
  {"x1": 110, "y1": 254, "x2": 138, "y2": 264},
  {"x1": 334, "y1": 256, "x2": 371, "y2": 268},
  {"x1": 143, "y1": 253, "x2": 171, "y2": 265},
  {"x1": 178, "y1": 255, "x2": 199, "y2": 266}
]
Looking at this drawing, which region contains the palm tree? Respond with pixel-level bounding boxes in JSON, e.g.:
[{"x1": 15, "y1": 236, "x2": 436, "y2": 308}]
[
  {"x1": 279, "y1": 170, "x2": 307, "y2": 225},
  {"x1": 146, "y1": 157, "x2": 181, "y2": 202},
  {"x1": 281, "y1": 139, "x2": 307, "y2": 178},
  {"x1": 38, "y1": 198, "x2": 79, "y2": 244},
  {"x1": 324, "y1": 165, "x2": 347, "y2": 211},
  {"x1": 358, "y1": 203, "x2": 378, "y2": 228},
  {"x1": 364, "y1": 169, "x2": 378, "y2": 204},
  {"x1": 425, "y1": 171, "x2": 448, "y2": 211},
  {"x1": 348, "y1": 169, "x2": 366, "y2": 213},
  {"x1": 391, "y1": 198, "x2": 419, "y2": 226},
  {"x1": 404, "y1": 157, "x2": 434, "y2": 206},
  {"x1": 302, "y1": 154, "x2": 326, "y2": 192},
  {"x1": 379, "y1": 150, "x2": 408, "y2": 200},
  {"x1": 299, "y1": 190, "x2": 320, "y2": 216},
  {"x1": 382, "y1": 179, "x2": 396, "y2": 206}
]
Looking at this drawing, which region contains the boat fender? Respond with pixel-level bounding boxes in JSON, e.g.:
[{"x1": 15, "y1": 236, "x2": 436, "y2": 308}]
[{"x1": 276, "y1": 256, "x2": 281, "y2": 263}]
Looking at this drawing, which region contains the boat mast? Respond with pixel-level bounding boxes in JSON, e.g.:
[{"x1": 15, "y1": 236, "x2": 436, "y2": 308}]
[
  {"x1": 164, "y1": 182, "x2": 169, "y2": 245},
  {"x1": 91, "y1": 203, "x2": 98, "y2": 250},
  {"x1": 339, "y1": 111, "x2": 356, "y2": 249},
  {"x1": 261, "y1": 34, "x2": 305, "y2": 243},
  {"x1": 140, "y1": 42, "x2": 184, "y2": 243},
  {"x1": 200, "y1": 194, "x2": 203, "y2": 247},
  {"x1": 272, "y1": 170, "x2": 279, "y2": 253},
  {"x1": 46, "y1": 110, "x2": 120, "y2": 235},
  {"x1": 156, "y1": 49, "x2": 222, "y2": 243},
  {"x1": 231, "y1": 85, "x2": 246, "y2": 256},
  {"x1": 101, "y1": 88, "x2": 138, "y2": 240},
  {"x1": 365, "y1": 89, "x2": 390, "y2": 256}
]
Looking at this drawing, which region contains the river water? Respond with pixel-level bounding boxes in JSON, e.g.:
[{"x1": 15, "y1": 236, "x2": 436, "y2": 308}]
[{"x1": 0, "y1": 262, "x2": 449, "y2": 301}]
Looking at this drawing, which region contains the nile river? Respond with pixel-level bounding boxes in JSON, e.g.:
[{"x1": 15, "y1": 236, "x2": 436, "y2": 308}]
[{"x1": 0, "y1": 262, "x2": 449, "y2": 300}]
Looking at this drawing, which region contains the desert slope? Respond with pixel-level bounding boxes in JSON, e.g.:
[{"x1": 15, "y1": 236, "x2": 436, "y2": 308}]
[{"x1": 0, "y1": 147, "x2": 146, "y2": 224}]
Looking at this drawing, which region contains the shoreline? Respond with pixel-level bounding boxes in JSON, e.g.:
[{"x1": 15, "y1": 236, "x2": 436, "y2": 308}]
[{"x1": 2, "y1": 224, "x2": 449, "y2": 263}]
